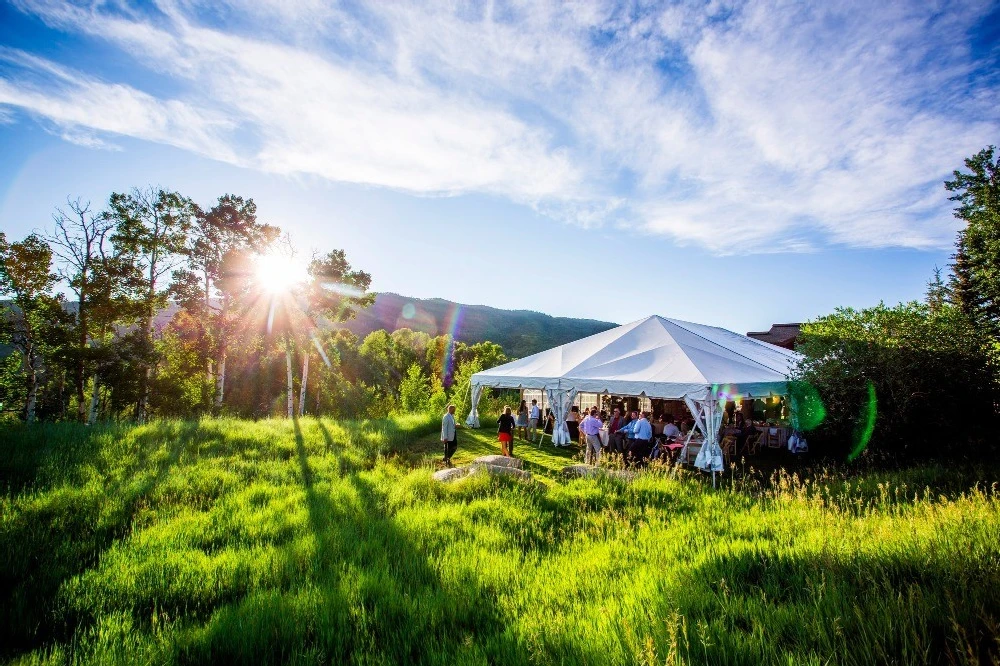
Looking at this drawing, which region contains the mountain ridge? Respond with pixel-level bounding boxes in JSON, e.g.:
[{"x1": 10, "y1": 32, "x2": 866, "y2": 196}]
[{"x1": 341, "y1": 293, "x2": 618, "y2": 359}]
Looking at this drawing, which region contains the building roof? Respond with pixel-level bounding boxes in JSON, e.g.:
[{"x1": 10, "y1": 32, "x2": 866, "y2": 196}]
[{"x1": 746, "y1": 323, "x2": 802, "y2": 350}]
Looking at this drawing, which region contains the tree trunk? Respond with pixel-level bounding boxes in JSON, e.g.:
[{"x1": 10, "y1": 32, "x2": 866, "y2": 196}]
[
  {"x1": 76, "y1": 308, "x2": 87, "y2": 422},
  {"x1": 315, "y1": 374, "x2": 322, "y2": 416},
  {"x1": 58, "y1": 368, "x2": 67, "y2": 419},
  {"x1": 24, "y1": 351, "x2": 38, "y2": 424},
  {"x1": 299, "y1": 352, "x2": 309, "y2": 417},
  {"x1": 214, "y1": 349, "x2": 227, "y2": 410},
  {"x1": 87, "y1": 374, "x2": 100, "y2": 425},
  {"x1": 285, "y1": 337, "x2": 294, "y2": 418}
]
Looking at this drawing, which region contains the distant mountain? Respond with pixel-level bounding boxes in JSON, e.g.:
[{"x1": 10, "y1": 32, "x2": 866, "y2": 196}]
[
  {"x1": 2, "y1": 295, "x2": 618, "y2": 361},
  {"x1": 342, "y1": 293, "x2": 617, "y2": 359}
]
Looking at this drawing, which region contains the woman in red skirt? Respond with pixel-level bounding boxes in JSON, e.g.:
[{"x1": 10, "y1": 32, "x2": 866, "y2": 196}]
[{"x1": 497, "y1": 406, "x2": 516, "y2": 456}]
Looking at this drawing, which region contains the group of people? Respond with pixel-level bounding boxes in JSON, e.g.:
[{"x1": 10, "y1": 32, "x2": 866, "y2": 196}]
[
  {"x1": 500, "y1": 402, "x2": 696, "y2": 467},
  {"x1": 600, "y1": 408, "x2": 687, "y2": 466},
  {"x1": 439, "y1": 399, "x2": 748, "y2": 469},
  {"x1": 497, "y1": 399, "x2": 545, "y2": 456}
]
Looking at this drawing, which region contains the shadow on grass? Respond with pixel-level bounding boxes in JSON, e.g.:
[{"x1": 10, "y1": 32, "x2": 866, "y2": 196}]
[
  {"x1": 647, "y1": 541, "x2": 1000, "y2": 665},
  {"x1": 179, "y1": 417, "x2": 531, "y2": 664},
  {"x1": 0, "y1": 420, "x2": 199, "y2": 660}
]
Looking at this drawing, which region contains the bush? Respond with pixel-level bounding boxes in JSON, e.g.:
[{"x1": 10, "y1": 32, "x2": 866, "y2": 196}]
[
  {"x1": 793, "y1": 302, "x2": 999, "y2": 461},
  {"x1": 398, "y1": 364, "x2": 431, "y2": 413}
]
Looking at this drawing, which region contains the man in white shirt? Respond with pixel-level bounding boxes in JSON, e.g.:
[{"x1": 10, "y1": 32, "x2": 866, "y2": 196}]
[
  {"x1": 528, "y1": 399, "x2": 541, "y2": 442},
  {"x1": 580, "y1": 408, "x2": 604, "y2": 465},
  {"x1": 662, "y1": 416, "x2": 681, "y2": 439},
  {"x1": 628, "y1": 411, "x2": 654, "y2": 465},
  {"x1": 440, "y1": 404, "x2": 457, "y2": 467}
]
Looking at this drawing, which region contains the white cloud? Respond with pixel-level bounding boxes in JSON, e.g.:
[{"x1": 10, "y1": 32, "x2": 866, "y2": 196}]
[{"x1": 2, "y1": 0, "x2": 997, "y2": 253}]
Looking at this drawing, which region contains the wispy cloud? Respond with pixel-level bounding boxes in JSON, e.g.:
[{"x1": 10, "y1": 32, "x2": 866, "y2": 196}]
[{"x1": 1, "y1": 0, "x2": 997, "y2": 252}]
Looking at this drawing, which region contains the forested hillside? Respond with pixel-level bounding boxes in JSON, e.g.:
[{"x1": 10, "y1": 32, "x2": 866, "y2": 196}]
[{"x1": 342, "y1": 293, "x2": 616, "y2": 359}]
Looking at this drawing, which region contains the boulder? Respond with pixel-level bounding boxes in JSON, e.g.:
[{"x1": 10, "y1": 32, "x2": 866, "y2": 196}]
[
  {"x1": 432, "y1": 466, "x2": 472, "y2": 482},
  {"x1": 473, "y1": 455, "x2": 523, "y2": 469},
  {"x1": 473, "y1": 463, "x2": 532, "y2": 480}
]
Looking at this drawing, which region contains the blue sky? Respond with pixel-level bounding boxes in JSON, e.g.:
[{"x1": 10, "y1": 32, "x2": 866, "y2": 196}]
[{"x1": 1, "y1": 0, "x2": 998, "y2": 335}]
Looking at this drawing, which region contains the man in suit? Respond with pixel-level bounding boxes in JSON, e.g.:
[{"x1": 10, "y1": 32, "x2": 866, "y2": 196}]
[{"x1": 441, "y1": 404, "x2": 458, "y2": 467}]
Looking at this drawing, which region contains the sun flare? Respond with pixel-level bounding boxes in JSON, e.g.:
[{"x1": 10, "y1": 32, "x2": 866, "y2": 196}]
[{"x1": 254, "y1": 252, "x2": 308, "y2": 294}]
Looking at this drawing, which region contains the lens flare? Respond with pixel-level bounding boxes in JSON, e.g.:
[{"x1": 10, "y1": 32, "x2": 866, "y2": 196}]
[
  {"x1": 789, "y1": 381, "x2": 826, "y2": 431},
  {"x1": 255, "y1": 252, "x2": 307, "y2": 294},
  {"x1": 848, "y1": 380, "x2": 877, "y2": 462},
  {"x1": 436, "y1": 304, "x2": 463, "y2": 385}
]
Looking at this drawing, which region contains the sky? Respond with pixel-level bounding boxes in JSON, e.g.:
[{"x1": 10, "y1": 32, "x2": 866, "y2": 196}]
[{"x1": 1, "y1": 0, "x2": 998, "y2": 336}]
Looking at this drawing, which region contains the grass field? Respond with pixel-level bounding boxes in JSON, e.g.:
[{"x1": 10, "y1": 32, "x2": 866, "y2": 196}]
[{"x1": 1, "y1": 416, "x2": 998, "y2": 665}]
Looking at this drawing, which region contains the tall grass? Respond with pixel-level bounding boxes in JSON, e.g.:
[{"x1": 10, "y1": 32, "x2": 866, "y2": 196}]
[{"x1": 1, "y1": 417, "x2": 997, "y2": 665}]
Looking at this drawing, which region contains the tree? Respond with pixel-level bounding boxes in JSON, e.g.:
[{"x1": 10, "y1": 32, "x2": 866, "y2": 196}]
[
  {"x1": 108, "y1": 187, "x2": 196, "y2": 421},
  {"x1": 295, "y1": 249, "x2": 374, "y2": 416},
  {"x1": 925, "y1": 266, "x2": 949, "y2": 314},
  {"x1": 0, "y1": 235, "x2": 66, "y2": 422},
  {"x1": 399, "y1": 363, "x2": 431, "y2": 413},
  {"x1": 945, "y1": 146, "x2": 1000, "y2": 338},
  {"x1": 171, "y1": 195, "x2": 279, "y2": 410},
  {"x1": 792, "y1": 302, "x2": 998, "y2": 461},
  {"x1": 46, "y1": 199, "x2": 116, "y2": 422}
]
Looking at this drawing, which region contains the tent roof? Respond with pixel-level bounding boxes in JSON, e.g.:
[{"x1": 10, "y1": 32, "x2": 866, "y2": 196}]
[{"x1": 470, "y1": 315, "x2": 802, "y2": 399}]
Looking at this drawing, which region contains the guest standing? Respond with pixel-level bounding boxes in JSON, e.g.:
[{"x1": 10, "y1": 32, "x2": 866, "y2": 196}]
[
  {"x1": 565, "y1": 405, "x2": 581, "y2": 444},
  {"x1": 440, "y1": 403, "x2": 458, "y2": 467},
  {"x1": 515, "y1": 400, "x2": 529, "y2": 441},
  {"x1": 497, "y1": 406, "x2": 516, "y2": 457},
  {"x1": 528, "y1": 399, "x2": 541, "y2": 442},
  {"x1": 580, "y1": 408, "x2": 604, "y2": 465}
]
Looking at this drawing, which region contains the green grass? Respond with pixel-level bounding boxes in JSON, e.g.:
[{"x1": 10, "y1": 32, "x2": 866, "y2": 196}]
[{"x1": 1, "y1": 416, "x2": 998, "y2": 665}]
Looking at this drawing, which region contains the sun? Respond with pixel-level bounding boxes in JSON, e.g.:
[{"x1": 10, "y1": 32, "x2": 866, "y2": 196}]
[{"x1": 254, "y1": 252, "x2": 308, "y2": 294}]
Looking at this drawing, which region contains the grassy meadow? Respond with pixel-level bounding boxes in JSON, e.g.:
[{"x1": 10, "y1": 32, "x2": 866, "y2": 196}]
[{"x1": 1, "y1": 416, "x2": 998, "y2": 665}]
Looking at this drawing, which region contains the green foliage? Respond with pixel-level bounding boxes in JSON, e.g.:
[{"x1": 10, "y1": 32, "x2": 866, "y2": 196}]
[
  {"x1": 945, "y1": 145, "x2": 1000, "y2": 338},
  {"x1": 398, "y1": 364, "x2": 430, "y2": 413},
  {"x1": 793, "y1": 302, "x2": 999, "y2": 461},
  {"x1": 0, "y1": 419, "x2": 998, "y2": 664}
]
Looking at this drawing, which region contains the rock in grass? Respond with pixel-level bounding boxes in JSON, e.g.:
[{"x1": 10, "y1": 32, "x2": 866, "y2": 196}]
[
  {"x1": 473, "y1": 455, "x2": 523, "y2": 469},
  {"x1": 432, "y1": 466, "x2": 472, "y2": 482},
  {"x1": 472, "y1": 463, "x2": 532, "y2": 480}
]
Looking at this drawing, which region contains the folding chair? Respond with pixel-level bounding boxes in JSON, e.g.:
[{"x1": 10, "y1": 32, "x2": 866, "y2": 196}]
[{"x1": 721, "y1": 435, "x2": 737, "y2": 464}]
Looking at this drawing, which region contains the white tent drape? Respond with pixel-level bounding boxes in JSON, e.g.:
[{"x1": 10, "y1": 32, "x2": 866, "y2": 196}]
[
  {"x1": 546, "y1": 385, "x2": 578, "y2": 446},
  {"x1": 466, "y1": 384, "x2": 483, "y2": 427},
  {"x1": 694, "y1": 398, "x2": 725, "y2": 474},
  {"x1": 679, "y1": 390, "x2": 724, "y2": 481}
]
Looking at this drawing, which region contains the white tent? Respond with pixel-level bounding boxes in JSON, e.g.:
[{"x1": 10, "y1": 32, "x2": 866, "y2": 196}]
[{"x1": 467, "y1": 315, "x2": 802, "y2": 477}]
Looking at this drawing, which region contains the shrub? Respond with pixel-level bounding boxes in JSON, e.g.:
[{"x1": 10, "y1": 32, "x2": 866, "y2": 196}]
[{"x1": 793, "y1": 302, "x2": 999, "y2": 461}]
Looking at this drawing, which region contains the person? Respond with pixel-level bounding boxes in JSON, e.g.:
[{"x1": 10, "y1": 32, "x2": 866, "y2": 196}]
[
  {"x1": 544, "y1": 408, "x2": 554, "y2": 435},
  {"x1": 607, "y1": 408, "x2": 625, "y2": 438},
  {"x1": 627, "y1": 411, "x2": 654, "y2": 465},
  {"x1": 735, "y1": 412, "x2": 756, "y2": 454},
  {"x1": 497, "y1": 406, "x2": 516, "y2": 457},
  {"x1": 580, "y1": 407, "x2": 603, "y2": 465},
  {"x1": 440, "y1": 403, "x2": 457, "y2": 467},
  {"x1": 528, "y1": 399, "x2": 541, "y2": 442},
  {"x1": 652, "y1": 415, "x2": 665, "y2": 439},
  {"x1": 565, "y1": 405, "x2": 580, "y2": 444},
  {"x1": 616, "y1": 410, "x2": 639, "y2": 455},
  {"x1": 515, "y1": 399, "x2": 529, "y2": 440},
  {"x1": 662, "y1": 415, "x2": 681, "y2": 440}
]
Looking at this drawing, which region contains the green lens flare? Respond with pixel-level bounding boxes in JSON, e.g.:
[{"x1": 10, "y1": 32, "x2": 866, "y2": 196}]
[
  {"x1": 789, "y1": 381, "x2": 826, "y2": 431},
  {"x1": 848, "y1": 380, "x2": 877, "y2": 462}
]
